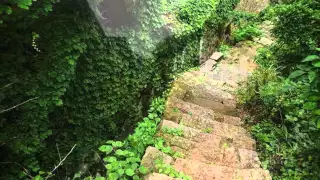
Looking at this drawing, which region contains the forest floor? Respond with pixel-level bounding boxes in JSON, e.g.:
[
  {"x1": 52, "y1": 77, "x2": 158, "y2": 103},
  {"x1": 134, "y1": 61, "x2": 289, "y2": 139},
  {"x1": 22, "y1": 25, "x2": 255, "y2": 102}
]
[{"x1": 141, "y1": 22, "x2": 274, "y2": 180}]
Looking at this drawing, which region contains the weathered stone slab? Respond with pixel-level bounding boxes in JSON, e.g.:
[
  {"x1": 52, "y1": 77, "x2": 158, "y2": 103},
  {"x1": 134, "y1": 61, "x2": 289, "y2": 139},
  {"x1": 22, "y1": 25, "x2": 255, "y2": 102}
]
[
  {"x1": 174, "y1": 158, "x2": 235, "y2": 180},
  {"x1": 232, "y1": 169, "x2": 272, "y2": 180},
  {"x1": 144, "y1": 173, "x2": 180, "y2": 180},
  {"x1": 210, "y1": 52, "x2": 224, "y2": 61},
  {"x1": 141, "y1": 147, "x2": 174, "y2": 171},
  {"x1": 238, "y1": 148, "x2": 261, "y2": 169},
  {"x1": 254, "y1": 37, "x2": 273, "y2": 46},
  {"x1": 161, "y1": 134, "x2": 196, "y2": 150},
  {"x1": 160, "y1": 120, "x2": 202, "y2": 140}
]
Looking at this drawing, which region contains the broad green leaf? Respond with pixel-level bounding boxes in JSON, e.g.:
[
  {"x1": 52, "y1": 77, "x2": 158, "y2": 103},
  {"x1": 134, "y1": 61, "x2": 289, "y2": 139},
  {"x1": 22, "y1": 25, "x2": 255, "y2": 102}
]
[
  {"x1": 117, "y1": 169, "x2": 125, "y2": 176},
  {"x1": 34, "y1": 175, "x2": 44, "y2": 180},
  {"x1": 99, "y1": 145, "x2": 113, "y2": 154},
  {"x1": 104, "y1": 156, "x2": 117, "y2": 163},
  {"x1": 289, "y1": 70, "x2": 305, "y2": 79},
  {"x1": 131, "y1": 163, "x2": 139, "y2": 170},
  {"x1": 112, "y1": 141, "x2": 124, "y2": 148},
  {"x1": 302, "y1": 55, "x2": 319, "y2": 62},
  {"x1": 108, "y1": 173, "x2": 119, "y2": 180},
  {"x1": 315, "y1": 48, "x2": 320, "y2": 52},
  {"x1": 138, "y1": 166, "x2": 148, "y2": 175},
  {"x1": 133, "y1": 175, "x2": 140, "y2": 180},
  {"x1": 73, "y1": 173, "x2": 81, "y2": 179},
  {"x1": 314, "y1": 109, "x2": 320, "y2": 115},
  {"x1": 125, "y1": 168, "x2": 135, "y2": 176},
  {"x1": 105, "y1": 164, "x2": 112, "y2": 170},
  {"x1": 115, "y1": 149, "x2": 125, "y2": 156},
  {"x1": 312, "y1": 61, "x2": 320, "y2": 67},
  {"x1": 68, "y1": 59, "x2": 75, "y2": 65},
  {"x1": 106, "y1": 140, "x2": 114, "y2": 144},
  {"x1": 317, "y1": 120, "x2": 320, "y2": 129},
  {"x1": 148, "y1": 114, "x2": 154, "y2": 119},
  {"x1": 297, "y1": 64, "x2": 311, "y2": 71},
  {"x1": 95, "y1": 177, "x2": 105, "y2": 180},
  {"x1": 303, "y1": 102, "x2": 317, "y2": 110},
  {"x1": 308, "y1": 71, "x2": 317, "y2": 82}
]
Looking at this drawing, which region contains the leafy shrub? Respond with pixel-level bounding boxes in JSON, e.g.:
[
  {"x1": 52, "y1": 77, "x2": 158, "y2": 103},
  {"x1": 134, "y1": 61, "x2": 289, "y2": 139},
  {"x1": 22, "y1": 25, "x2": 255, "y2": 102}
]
[
  {"x1": 237, "y1": 66, "x2": 278, "y2": 105},
  {"x1": 252, "y1": 77, "x2": 320, "y2": 179},
  {"x1": 177, "y1": 0, "x2": 215, "y2": 29},
  {"x1": 218, "y1": 43, "x2": 231, "y2": 57},
  {"x1": 270, "y1": 0, "x2": 320, "y2": 72},
  {"x1": 154, "y1": 159, "x2": 190, "y2": 179},
  {"x1": 232, "y1": 24, "x2": 262, "y2": 42},
  {"x1": 97, "y1": 98, "x2": 165, "y2": 180},
  {"x1": 254, "y1": 47, "x2": 277, "y2": 68}
]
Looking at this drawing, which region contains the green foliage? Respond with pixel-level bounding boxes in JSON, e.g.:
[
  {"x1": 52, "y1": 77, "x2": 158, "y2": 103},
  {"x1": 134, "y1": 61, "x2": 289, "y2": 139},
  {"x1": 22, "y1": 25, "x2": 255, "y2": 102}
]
[
  {"x1": 254, "y1": 47, "x2": 277, "y2": 68},
  {"x1": 269, "y1": 0, "x2": 320, "y2": 72},
  {"x1": 218, "y1": 43, "x2": 231, "y2": 57},
  {"x1": 98, "y1": 97, "x2": 165, "y2": 180},
  {"x1": 154, "y1": 159, "x2": 191, "y2": 179},
  {"x1": 202, "y1": 127, "x2": 213, "y2": 133},
  {"x1": 237, "y1": 66, "x2": 279, "y2": 105},
  {"x1": 240, "y1": 1, "x2": 320, "y2": 179},
  {"x1": 178, "y1": 0, "x2": 215, "y2": 29},
  {"x1": 161, "y1": 127, "x2": 184, "y2": 137},
  {"x1": 0, "y1": 0, "x2": 241, "y2": 178},
  {"x1": 232, "y1": 24, "x2": 262, "y2": 42}
]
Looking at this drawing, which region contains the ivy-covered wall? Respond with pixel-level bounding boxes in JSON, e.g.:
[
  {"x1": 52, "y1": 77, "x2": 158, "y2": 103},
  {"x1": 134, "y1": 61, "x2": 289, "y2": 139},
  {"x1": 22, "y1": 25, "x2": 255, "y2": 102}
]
[{"x1": 0, "y1": 0, "x2": 222, "y2": 178}]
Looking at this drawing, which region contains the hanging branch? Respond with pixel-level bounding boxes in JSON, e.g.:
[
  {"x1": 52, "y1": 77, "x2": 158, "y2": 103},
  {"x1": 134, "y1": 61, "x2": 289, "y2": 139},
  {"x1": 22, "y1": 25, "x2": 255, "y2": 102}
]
[
  {"x1": 45, "y1": 144, "x2": 77, "y2": 180},
  {"x1": 0, "y1": 97, "x2": 38, "y2": 114},
  {"x1": 0, "y1": 80, "x2": 18, "y2": 91}
]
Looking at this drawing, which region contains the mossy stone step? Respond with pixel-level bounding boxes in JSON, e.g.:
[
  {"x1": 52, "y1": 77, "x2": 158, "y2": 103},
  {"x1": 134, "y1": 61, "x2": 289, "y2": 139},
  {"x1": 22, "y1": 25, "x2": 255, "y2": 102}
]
[
  {"x1": 144, "y1": 173, "x2": 182, "y2": 180},
  {"x1": 159, "y1": 120, "x2": 260, "y2": 169},
  {"x1": 173, "y1": 158, "x2": 271, "y2": 180},
  {"x1": 165, "y1": 97, "x2": 243, "y2": 126}
]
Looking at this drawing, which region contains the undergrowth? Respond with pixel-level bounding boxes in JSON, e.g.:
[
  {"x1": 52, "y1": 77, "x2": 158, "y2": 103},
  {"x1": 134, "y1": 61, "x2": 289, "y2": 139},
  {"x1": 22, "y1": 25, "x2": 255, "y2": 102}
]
[{"x1": 238, "y1": 1, "x2": 320, "y2": 179}]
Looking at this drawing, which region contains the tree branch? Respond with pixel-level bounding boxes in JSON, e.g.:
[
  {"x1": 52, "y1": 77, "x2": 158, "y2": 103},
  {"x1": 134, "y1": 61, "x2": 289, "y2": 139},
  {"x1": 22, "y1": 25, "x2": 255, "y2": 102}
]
[
  {"x1": 45, "y1": 144, "x2": 77, "y2": 180},
  {"x1": 0, "y1": 80, "x2": 18, "y2": 91},
  {"x1": 0, "y1": 97, "x2": 38, "y2": 114}
]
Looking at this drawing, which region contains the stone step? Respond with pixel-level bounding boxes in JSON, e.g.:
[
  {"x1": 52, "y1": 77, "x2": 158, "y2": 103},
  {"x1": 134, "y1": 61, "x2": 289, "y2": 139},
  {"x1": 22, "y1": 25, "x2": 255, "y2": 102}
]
[
  {"x1": 160, "y1": 120, "x2": 203, "y2": 141},
  {"x1": 162, "y1": 103, "x2": 255, "y2": 150},
  {"x1": 187, "y1": 140, "x2": 261, "y2": 169},
  {"x1": 144, "y1": 173, "x2": 182, "y2": 180},
  {"x1": 159, "y1": 121, "x2": 260, "y2": 168},
  {"x1": 175, "y1": 71, "x2": 237, "y2": 97},
  {"x1": 174, "y1": 158, "x2": 271, "y2": 180},
  {"x1": 189, "y1": 71, "x2": 238, "y2": 91},
  {"x1": 141, "y1": 147, "x2": 174, "y2": 171},
  {"x1": 200, "y1": 59, "x2": 217, "y2": 72},
  {"x1": 179, "y1": 114, "x2": 255, "y2": 150},
  {"x1": 165, "y1": 97, "x2": 243, "y2": 126},
  {"x1": 171, "y1": 72, "x2": 237, "y2": 116}
]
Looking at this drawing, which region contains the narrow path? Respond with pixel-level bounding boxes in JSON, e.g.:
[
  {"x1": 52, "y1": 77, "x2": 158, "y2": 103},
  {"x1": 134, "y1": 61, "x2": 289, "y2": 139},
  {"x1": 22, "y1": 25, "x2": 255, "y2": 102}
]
[{"x1": 142, "y1": 23, "x2": 273, "y2": 180}]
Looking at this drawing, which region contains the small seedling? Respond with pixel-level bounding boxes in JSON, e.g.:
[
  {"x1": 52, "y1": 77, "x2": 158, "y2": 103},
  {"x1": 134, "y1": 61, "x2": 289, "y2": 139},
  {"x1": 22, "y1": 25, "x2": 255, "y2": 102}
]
[
  {"x1": 202, "y1": 127, "x2": 213, "y2": 133},
  {"x1": 172, "y1": 107, "x2": 180, "y2": 113},
  {"x1": 222, "y1": 143, "x2": 229, "y2": 149},
  {"x1": 162, "y1": 127, "x2": 184, "y2": 137},
  {"x1": 173, "y1": 151, "x2": 185, "y2": 159}
]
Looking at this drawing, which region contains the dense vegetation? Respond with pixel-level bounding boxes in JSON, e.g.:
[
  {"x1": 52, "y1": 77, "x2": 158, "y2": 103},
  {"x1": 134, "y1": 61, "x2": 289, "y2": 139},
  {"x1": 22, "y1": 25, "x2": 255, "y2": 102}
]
[
  {"x1": 4, "y1": 0, "x2": 319, "y2": 179},
  {"x1": 238, "y1": 0, "x2": 320, "y2": 179},
  {"x1": 0, "y1": 0, "x2": 242, "y2": 179}
]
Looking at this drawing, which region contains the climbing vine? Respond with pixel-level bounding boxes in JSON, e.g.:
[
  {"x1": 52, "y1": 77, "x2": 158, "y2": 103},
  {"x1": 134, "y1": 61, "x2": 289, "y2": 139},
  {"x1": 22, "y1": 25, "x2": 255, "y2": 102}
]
[{"x1": 0, "y1": 0, "x2": 240, "y2": 179}]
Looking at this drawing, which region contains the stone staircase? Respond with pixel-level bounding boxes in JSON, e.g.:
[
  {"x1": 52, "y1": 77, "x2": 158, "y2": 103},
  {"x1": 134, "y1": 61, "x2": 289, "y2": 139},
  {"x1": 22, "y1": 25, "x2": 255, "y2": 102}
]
[{"x1": 141, "y1": 31, "x2": 273, "y2": 179}]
